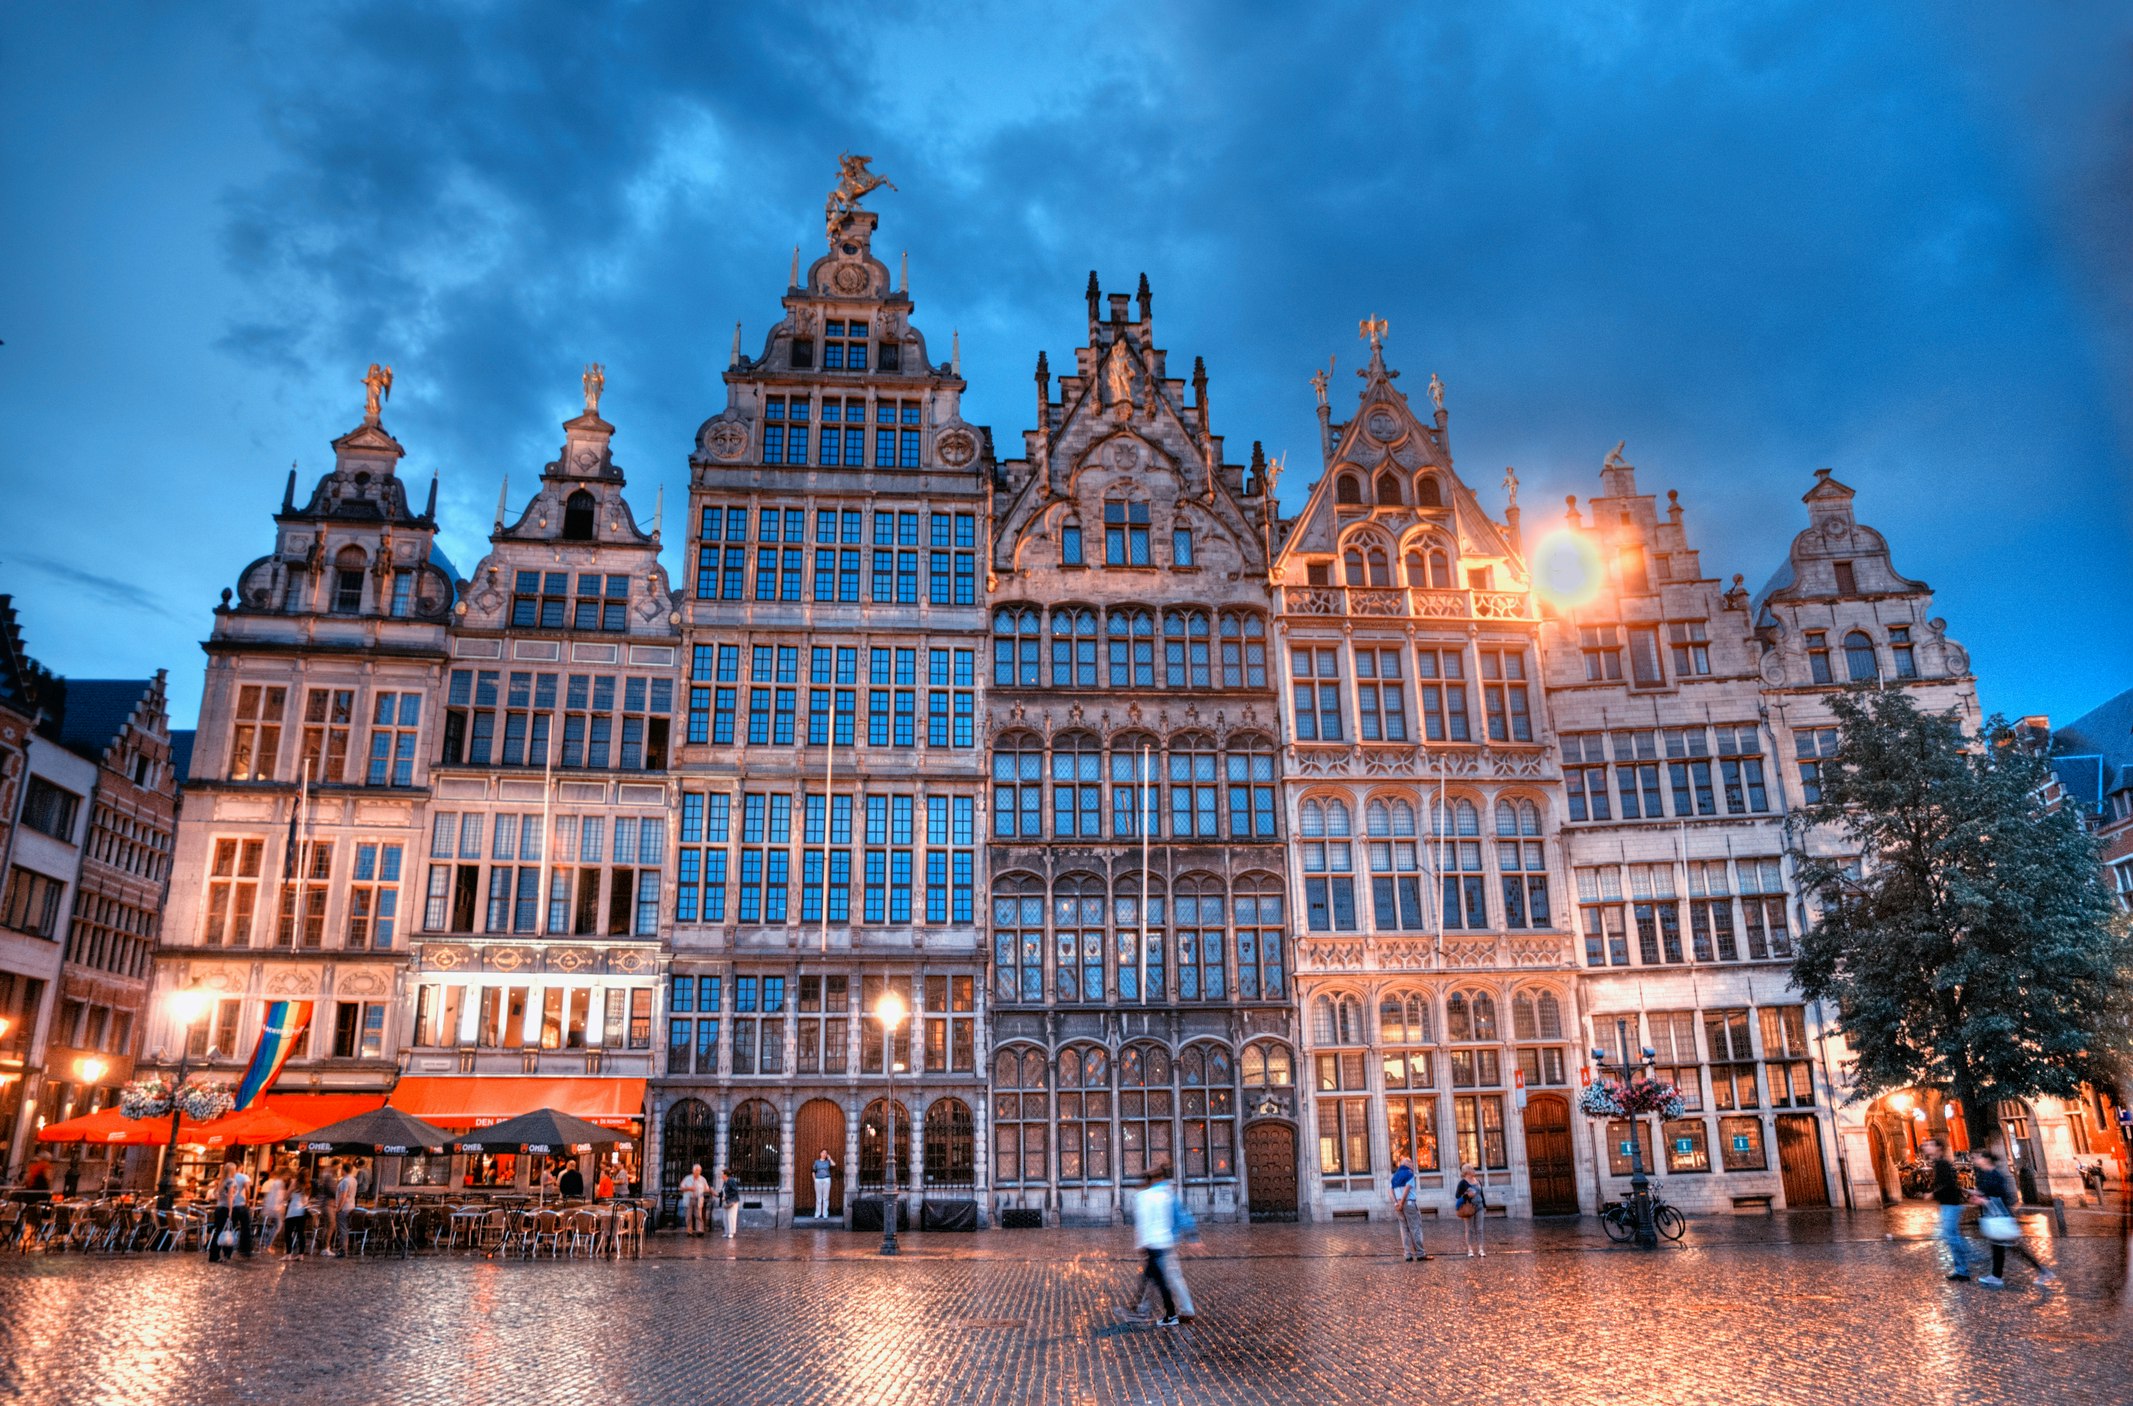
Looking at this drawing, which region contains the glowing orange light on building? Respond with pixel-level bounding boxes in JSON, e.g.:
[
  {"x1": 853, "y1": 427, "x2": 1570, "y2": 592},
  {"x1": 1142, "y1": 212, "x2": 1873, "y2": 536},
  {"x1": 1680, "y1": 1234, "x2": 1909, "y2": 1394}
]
[{"x1": 1531, "y1": 531, "x2": 1604, "y2": 610}]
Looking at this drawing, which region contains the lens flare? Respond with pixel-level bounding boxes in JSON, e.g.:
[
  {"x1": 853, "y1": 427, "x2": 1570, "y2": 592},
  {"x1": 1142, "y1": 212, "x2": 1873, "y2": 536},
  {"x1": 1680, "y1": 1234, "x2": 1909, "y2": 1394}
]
[{"x1": 1532, "y1": 530, "x2": 1604, "y2": 609}]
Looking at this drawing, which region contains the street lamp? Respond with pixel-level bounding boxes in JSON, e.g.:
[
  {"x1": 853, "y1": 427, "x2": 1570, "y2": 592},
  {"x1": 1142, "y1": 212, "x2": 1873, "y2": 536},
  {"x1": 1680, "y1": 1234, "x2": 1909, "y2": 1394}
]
[
  {"x1": 64, "y1": 1058, "x2": 109, "y2": 1198},
  {"x1": 874, "y1": 989, "x2": 907, "y2": 1256},
  {"x1": 1593, "y1": 1016, "x2": 1660, "y2": 1249},
  {"x1": 156, "y1": 988, "x2": 212, "y2": 1211}
]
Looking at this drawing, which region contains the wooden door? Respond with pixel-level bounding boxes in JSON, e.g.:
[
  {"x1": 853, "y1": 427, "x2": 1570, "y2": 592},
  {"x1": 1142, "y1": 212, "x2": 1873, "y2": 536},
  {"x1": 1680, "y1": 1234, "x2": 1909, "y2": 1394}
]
[
  {"x1": 1776, "y1": 1114, "x2": 1830, "y2": 1208},
  {"x1": 1244, "y1": 1121, "x2": 1299, "y2": 1222},
  {"x1": 794, "y1": 1099, "x2": 846, "y2": 1217},
  {"x1": 1522, "y1": 1093, "x2": 1579, "y2": 1214}
]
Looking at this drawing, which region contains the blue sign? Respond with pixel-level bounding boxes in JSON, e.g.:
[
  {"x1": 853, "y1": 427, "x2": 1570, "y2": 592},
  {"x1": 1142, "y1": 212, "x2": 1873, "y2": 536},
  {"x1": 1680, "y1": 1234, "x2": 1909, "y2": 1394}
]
[
  {"x1": 1618, "y1": 1140, "x2": 1636, "y2": 1156},
  {"x1": 1732, "y1": 1135, "x2": 1752, "y2": 1153},
  {"x1": 1674, "y1": 1138, "x2": 1694, "y2": 1155}
]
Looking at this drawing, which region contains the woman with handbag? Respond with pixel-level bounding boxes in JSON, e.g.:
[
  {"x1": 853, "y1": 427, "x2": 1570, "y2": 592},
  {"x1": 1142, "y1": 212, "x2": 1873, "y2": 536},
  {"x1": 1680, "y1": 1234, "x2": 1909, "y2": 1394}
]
[
  {"x1": 1454, "y1": 1166, "x2": 1486, "y2": 1258},
  {"x1": 1970, "y1": 1150, "x2": 2056, "y2": 1289}
]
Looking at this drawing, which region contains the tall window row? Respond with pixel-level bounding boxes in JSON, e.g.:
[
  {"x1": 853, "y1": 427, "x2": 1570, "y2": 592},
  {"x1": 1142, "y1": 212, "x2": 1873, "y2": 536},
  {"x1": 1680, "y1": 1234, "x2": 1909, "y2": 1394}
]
[
  {"x1": 198, "y1": 835, "x2": 404, "y2": 951},
  {"x1": 756, "y1": 393, "x2": 923, "y2": 465},
  {"x1": 991, "y1": 605, "x2": 1268, "y2": 691},
  {"x1": 990, "y1": 871, "x2": 1287, "y2": 1005},
  {"x1": 993, "y1": 1040, "x2": 1264, "y2": 1187},
  {"x1": 687, "y1": 642, "x2": 974, "y2": 750},
  {"x1": 1560, "y1": 724, "x2": 1767, "y2": 823},
  {"x1": 992, "y1": 731, "x2": 1278, "y2": 842},
  {"x1": 674, "y1": 789, "x2": 978, "y2": 929},
  {"x1": 422, "y1": 811, "x2": 664, "y2": 938},
  {"x1": 1576, "y1": 857, "x2": 1791, "y2": 967},
  {"x1": 1299, "y1": 795, "x2": 1553, "y2": 934},
  {"x1": 229, "y1": 682, "x2": 425, "y2": 786},
  {"x1": 665, "y1": 972, "x2": 977, "y2": 1078},
  {"x1": 695, "y1": 506, "x2": 976, "y2": 607},
  {"x1": 439, "y1": 670, "x2": 674, "y2": 772},
  {"x1": 1289, "y1": 640, "x2": 1532, "y2": 743}
]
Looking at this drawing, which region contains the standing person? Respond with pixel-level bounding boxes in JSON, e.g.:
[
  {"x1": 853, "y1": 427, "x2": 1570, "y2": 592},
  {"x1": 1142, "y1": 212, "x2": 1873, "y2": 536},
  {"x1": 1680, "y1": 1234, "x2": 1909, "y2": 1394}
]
[
  {"x1": 679, "y1": 1163, "x2": 709, "y2": 1235},
  {"x1": 811, "y1": 1149, "x2": 836, "y2": 1220},
  {"x1": 1455, "y1": 1166, "x2": 1487, "y2": 1258},
  {"x1": 1971, "y1": 1150, "x2": 2058, "y2": 1289},
  {"x1": 1125, "y1": 1166, "x2": 1181, "y2": 1326},
  {"x1": 260, "y1": 1164, "x2": 289, "y2": 1255},
  {"x1": 207, "y1": 1159, "x2": 253, "y2": 1263},
  {"x1": 330, "y1": 1160, "x2": 358, "y2": 1258},
  {"x1": 595, "y1": 1165, "x2": 615, "y2": 1200},
  {"x1": 558, "y1": 1160, "x2": 585, "y2": 1200},
  {"x1": 537, "y1": 1163, "x2": 560, "y2": 1200},
  {"x1": 282, "y1": 1174, "x2": 311, "y2": 1260},
  {"x1": 316, "y1": 1159, "x2": 339, "y2": 1256},
  {"x1": 719, "y1": 1169, "x2": 741, "y2": 1239},
  {"x1": 1390, "y1": 1155, "x2": 1430, "y2": 1262},
  {"x1": 1924, "y1": 1138, "x2": 1971, "y2": 1281}
]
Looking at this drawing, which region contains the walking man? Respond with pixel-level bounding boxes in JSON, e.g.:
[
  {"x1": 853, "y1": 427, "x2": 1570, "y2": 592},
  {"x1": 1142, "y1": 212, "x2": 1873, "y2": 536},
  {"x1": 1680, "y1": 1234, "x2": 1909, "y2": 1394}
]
[
  {"x1": 1925, "y1": 1138, "x2": 1971, "y2": 1281},
  {"x1": 1390, "y1": 1154, "x2": 1429, "y2": 1262},
  {"x1": 679, "y1": 1163, "x2": 709, "y2": 1235},
  {"x1": 811, "y1": 1149, "x2": 836, "y2": 1219},
  {"x1": 331, "y1": 1160, "x2": 359, "y2": 1258},
  {"x1": 1126, "y1": 1165, "x2": 1182, "y2": 1326}
]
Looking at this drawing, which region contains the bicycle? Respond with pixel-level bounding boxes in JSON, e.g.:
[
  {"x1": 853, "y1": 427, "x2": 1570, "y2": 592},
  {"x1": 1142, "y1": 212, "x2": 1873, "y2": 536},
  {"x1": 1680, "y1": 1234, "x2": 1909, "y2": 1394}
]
[{"x1": 1599, "y1": 1183, "x2": 1686, "y2": 1243}]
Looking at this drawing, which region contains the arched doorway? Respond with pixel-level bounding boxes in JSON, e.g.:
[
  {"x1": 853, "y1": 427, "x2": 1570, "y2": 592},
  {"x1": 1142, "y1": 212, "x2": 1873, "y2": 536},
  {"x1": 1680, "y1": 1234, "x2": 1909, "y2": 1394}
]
[
  {"x1": 923, "y1": 1098, "x2": 976, "y2": 1191},
  {"x1": 859, "y1": 1098, "x2": 910, "y2": 1191},
  {"x1": 660, "y1": 1098, "x2": 717, "y2": 1227},
  {"x1": 728, "y1": 1098, "x2": 781, "y2": 1191},
  {"x1": 1522, "y1": 1093, "x2": 1579, "y2": 1214},
  {"x1": 1243, "y1": 1121, "x2": 1298, "y2": 1221},
  {"x1": 794, "y1": 1098, "x2": 846, "y2": 1218}
]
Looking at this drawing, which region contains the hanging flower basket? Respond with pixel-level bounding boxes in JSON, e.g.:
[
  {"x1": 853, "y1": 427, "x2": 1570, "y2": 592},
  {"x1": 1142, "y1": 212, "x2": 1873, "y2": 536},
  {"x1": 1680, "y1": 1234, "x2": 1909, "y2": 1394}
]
[
  {"x1": 119, "y1": 1076, "x2": 235, "y2": 1123},
  {"x1": 1579, "y1": 1078, "x2": 1685, "y2": 1121},
  {"x1": 175, "y1": 1080, "x2": 235, "y2": 1123}
]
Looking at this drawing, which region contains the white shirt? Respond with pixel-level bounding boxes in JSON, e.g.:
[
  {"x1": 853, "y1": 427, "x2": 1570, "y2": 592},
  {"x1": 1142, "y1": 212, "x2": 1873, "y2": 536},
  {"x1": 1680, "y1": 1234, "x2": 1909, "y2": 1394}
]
[
  {"x1": 680, "y1": 1174, "x2": 709, "y2": 1199},
  {"x1": 335, "y1": 1174, "x2": 356, "y2": 1210},
  {"x1": 228, "y1": 1171, "x2": 251, "y2": 1208},
  {"x1": 263, "y1": 1178, "x2": 288, "y2": 1214},
  {"x1": 1133, "y1": 1181, "x2": 1176, "y2": 1251}
]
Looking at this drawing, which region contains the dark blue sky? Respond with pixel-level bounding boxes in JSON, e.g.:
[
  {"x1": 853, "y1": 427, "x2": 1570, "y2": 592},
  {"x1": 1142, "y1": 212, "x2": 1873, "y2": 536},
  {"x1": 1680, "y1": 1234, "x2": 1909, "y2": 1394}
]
[{"x1": 5, "y1": 3, "x2": 2129, "y2": 728}]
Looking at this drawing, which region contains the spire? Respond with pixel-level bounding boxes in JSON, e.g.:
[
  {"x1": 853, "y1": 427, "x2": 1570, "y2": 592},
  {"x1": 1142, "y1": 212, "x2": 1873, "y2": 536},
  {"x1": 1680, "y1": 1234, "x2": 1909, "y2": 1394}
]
[
  {"x1": 282, "y1": 462, "x2": 298, "y2": 513},
  {"x1": 790, "y1": 246, "x2": 800, "y2": 288},
  {"x1": 1192, "y1": 356, "x2": 1209, "y2": 431},
  {"x1": 952, "y1": 329, "x2": 961, "y2": 377},
  {"x1": 1358, "y1": 316, "x2": 1389, "y2": 378},
  {"x1": 1313, "y1": 357, "x2": 1336, "y2": 467},
  {"x1": 900, "y1": 249, "x2": 909, "y2": 293},
  {"x1": 730, "y1": 321, "x2": 743, "y2": 369},
  {"x1": 1136, "y1": 272, "x2": 1151, "y2": 323},
  {"x1": 1085, "y1": 271, "x2": 1101, "y2": 335},
  {"x1": 423, "y1": 472, "x2": 438, "y2": 520},
  {"x1": 494, "y1": 474, "x2": 510, "y2": 531},
  {"x1": 653, "y1": 484, "x2": 664, "y2": 542}
]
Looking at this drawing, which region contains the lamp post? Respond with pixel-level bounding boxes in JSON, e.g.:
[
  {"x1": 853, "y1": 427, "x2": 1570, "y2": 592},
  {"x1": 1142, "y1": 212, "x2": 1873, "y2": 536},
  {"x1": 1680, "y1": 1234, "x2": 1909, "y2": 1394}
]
[
  {"x1": 1593, "y1": 1016, "x2": 1659, "y2": 1249},
  {"x1": 63, "y1": 1058, "x2": 107, "y2": 1198},
  {"x1": 874, "y1": 990, "x2": 907, "y2": 1256},
  {"x1": 156, "y1": 989, "x2": 211, "y2": 1211}
]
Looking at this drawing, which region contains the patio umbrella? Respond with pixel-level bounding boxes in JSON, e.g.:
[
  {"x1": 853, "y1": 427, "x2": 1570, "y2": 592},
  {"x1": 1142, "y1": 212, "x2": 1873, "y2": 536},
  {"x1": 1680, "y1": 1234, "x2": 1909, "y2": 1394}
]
[
  {"x1": 454, "y1": 1107, "x2": 625, "y2": 1155},
  {"x1": 36, "y1": 1107, "x2": 174, "y2": 1146},
  {"x1": 298, "y1": 1105, "x2": 455, "y2": 1155}
]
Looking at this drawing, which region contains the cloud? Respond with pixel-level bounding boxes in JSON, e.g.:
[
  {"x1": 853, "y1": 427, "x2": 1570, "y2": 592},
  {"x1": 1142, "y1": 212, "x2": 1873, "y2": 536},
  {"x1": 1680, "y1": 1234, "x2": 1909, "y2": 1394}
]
[{"x1": 10, "y1": 555, "x2": 182, "y2": 620}]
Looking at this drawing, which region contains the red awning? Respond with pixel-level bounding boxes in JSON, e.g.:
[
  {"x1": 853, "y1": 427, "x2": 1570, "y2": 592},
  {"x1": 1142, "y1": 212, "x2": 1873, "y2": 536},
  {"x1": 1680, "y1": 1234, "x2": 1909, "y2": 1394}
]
[
  {"x1": 253, "y1": 1092, "x2": 387, "y2": 1129},
  {"x1": 388, "y1": 1077, "x2": 647, "y2": 1129},
  {"x1": 37, "y1": 1093, "x2": 388, "y2": 1147}
]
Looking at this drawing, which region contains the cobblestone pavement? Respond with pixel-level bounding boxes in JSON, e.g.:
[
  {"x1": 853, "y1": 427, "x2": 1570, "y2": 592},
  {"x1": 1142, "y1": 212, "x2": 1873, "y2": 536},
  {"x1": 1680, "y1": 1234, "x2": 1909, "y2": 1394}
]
[{"x1": 3, "y1": 1207, "x2": 2130, "y2": 1406}]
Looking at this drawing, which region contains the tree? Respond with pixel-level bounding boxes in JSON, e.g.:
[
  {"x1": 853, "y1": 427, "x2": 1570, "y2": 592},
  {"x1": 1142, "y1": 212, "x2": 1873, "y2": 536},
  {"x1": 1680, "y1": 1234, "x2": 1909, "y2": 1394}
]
[{"x1": 1790, "y1": 686, "x2": 2133, "y2": 1153}]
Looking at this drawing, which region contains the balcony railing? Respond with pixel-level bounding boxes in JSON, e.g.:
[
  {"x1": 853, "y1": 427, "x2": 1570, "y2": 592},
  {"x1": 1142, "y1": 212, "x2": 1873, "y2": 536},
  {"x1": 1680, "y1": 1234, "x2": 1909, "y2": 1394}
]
[{"x1": 1277, "y1": 586, "x2": 1534, "y2": 621}]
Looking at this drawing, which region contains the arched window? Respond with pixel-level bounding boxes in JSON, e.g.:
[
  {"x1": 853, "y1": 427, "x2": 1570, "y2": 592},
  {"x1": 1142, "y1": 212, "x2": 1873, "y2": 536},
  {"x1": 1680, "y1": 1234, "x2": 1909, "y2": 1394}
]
[
  {"x1": 1335, "y1": 474, "x2": 1363, "y2": 504},
  {"x1": 1416, "y1": 476, "x2": 1444, "y2": 509},
  {"x1": 1432, "y1": 797, "x2": 1489, "y2": 929},
  {"x1": 1374, "y1": 472, "x2": 1404, "y2": 506},
  {"x1": 991, "y1": 873, "x2": 1045, "y2": 1003},
  {"x1": 1225, "y1": 734, "x2": 1278, "y2": 839},
  {"x1": 727, "y1": 1098, "x2": 781, "y2": 1189},
  {"x1": 992, "y1": 1046, "x2": 1050, "y2": 1185},
  {"x1": 1445, "y1": 988, "x2": 1506, "y2": 1167},
  {"x1": 1241, "y1": 1040, "x2": 1294, "y2": 1089},
  {"x1": 1843, "y1": 630, "x2": 1879, "y2": 682},
  {"x1": 1054, "y1": 875, "x2": 1106, "y2": 1002},
  {"x1": 1163, "y1": 609, "x2": 1213, "y2": 688},
  {"x1": 1118, "y1": 1042, "x2": 1175, "y2": 1180},
  {"x1": 923, "y1": 1098, "x2": 976, "y2": 1187},
  {"x1": 1405, "y1": 546, "x2": 1453, "y2": 590},
  {"x1": 991, "y1": 734, "x2": 1042, "y2": 840},
  {"x1": 1496, "y1": 799, "x2": 1551, "y2": 929},
  {"x1": 992, "y1": 607, "x2": 1041, "y2": 686},
  {"x1": 562, "y1": 489, "x2": 596, "y2": 541},
  {"x1": 1060, "y1": 512, "x2": 1085, "y2": 567},
  {"x1": 1344, "y1": 544, "x2": 1391, "y2": 588},
  {"x1": 1178, "y1": 1043, "x2": 1237, "y2": 1182},
  {"x1": 1167, "y1": 732, "x2": 1219, "y2": 839},
  {"x1": 332, "y1": 546, "x2": 367, "y2": 613},
  {"x1": 1366, "y1": 796, "x2": 1425, "y2": 931},
  {"x1": 1110, "y1": 732, "x2": 1158, "y2": 839},
  {"x1": 1051, "y1": 731, "x2": 1102, "y2": 839},
  {"x1": 1174, "y1": 873, "x2": 1226, "y2": 1001},
  {"x1": 1050, "y1": 607, "x2": 1098, "y2": 687},
  {"x1": 1379, "y1": 990, "x2": 1441, "y2": 1171},
  {"x1": 858, "y1": 1097, "x2": 910, "y2": 1190},
  {"x1": 1106, "y1": 609, "x2": 1155, "y2": 687},
  {"x1": 1301, "y1": 798, "x2": 1356, "y2": 933},
  {"x1": 1510, "y1": 990, "x2": 1569, "y2": 1091},
  {"x1": 1218, "y1": 611, "x2": 1267, "y2": 687},
  {"x1": 1234, "y1": 872, "x2": 1287, "y2": 999},
  {"x1": 1056, "y1": 1045, "x2": 1110, "y2": 1184},
  {"x1": 1114, "y1": 871, "x2": 1167, "y2": 1002},
  {"x1": 1312, "y1": 993, "x2": 1366, "y2": 1046}
]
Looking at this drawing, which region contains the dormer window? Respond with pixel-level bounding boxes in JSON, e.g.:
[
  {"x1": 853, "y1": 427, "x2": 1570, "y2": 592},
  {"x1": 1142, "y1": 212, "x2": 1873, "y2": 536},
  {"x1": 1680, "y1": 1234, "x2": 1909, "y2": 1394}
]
[
  {"x1": 877, "y1": 341, "x2": 901, "y2": 371},
  {"x1": 1374, "y1": 473, "x2": 1403, "y2": 505},
  {"x1": 822, "y1": 320, "x2": 870, "y2": 371},
  {"x1": 1061, "y1": 515, "x2": 1084, "y2": 566},
  {"x1": 574, "y1": 573, "x2": 629, "y2": 631},
  {"x1": 332, "y1": 546, "x2": 367, "y2": 613},
  {"x1": 1173, "y1": 525, "x2": 1195, "y2": 568},
  {"x1": 1619, "y1": 545, "x2": 1648, "y2": 594},
  {"x1": 390, "y1": 572, "x2": 414, "y2": 617},
  {"x1": 1105, "y1": 501, "x2": 1150, "y2": 566},
  {"x1": 562, "y1": 490, "x2": 595, "y2": 542},
  {"x1": 514, "y1": 571, "x2": 568, "y2": 628},
  {"x1": 1833, "y1": 560, "x2": 1858, "y2": 594},
  {"x1": 1416, "y1": 477, "x2": 1443, "y2": 508},
  {"x1": 1843, "y1": 630, "x2": 1878, "y2": 682},
  {"x1": 1889, "y1": 625, "x2": 1917, "y2": 679},
  {"x1": 1335, "y1": 474, "x2": 1362, "y2": 505},
  {"x1": 790, "y1": 338, "x2": 814, "y2": 369},
  {"x1": 1804, "y1": 631, "x2": 1832, "y2": 684}
]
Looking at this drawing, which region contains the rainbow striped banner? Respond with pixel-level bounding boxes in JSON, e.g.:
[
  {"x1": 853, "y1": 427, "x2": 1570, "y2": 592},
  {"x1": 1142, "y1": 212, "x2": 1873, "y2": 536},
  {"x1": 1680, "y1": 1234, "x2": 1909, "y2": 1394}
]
[{"x1": 234, "y1": 1000, "x2": 314, "y2": 1110}]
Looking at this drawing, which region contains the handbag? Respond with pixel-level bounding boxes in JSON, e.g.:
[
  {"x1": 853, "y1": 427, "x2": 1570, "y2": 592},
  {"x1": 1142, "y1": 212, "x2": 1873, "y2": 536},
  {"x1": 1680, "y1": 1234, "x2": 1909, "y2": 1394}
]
[
  {"x1": 217, "y1": 1226, "x2": 238, "y2": 1249},
  {"x1": 1455, "y1": 1192, "x2": 1479, "y2": 1219},
  {"x1": 1979, "y1": 1199, "x2": 2020, "y2": 1244}
]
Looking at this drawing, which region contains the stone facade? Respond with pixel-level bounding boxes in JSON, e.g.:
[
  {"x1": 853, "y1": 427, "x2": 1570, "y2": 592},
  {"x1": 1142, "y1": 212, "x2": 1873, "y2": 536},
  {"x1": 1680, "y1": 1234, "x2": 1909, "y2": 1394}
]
[
  {"x1": 143, "y1": 401, "x2": 455, "y2": 1125},
  {"x1": 988, "y1": 274, "x2": 1290, "y2": 1225},
  {"x1": 659, "y1": 203, "x2": 991, "y2": 1227},
  {"x1": 1272, "y1": 339, "x2": 1576, "y2": 1222}
]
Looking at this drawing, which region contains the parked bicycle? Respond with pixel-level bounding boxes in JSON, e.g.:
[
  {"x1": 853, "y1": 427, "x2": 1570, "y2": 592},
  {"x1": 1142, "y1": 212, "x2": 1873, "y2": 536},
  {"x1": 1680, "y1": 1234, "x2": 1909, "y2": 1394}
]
[{"x1": 1599, "y1": 1183, "x2": 1686, "y2": 1243}]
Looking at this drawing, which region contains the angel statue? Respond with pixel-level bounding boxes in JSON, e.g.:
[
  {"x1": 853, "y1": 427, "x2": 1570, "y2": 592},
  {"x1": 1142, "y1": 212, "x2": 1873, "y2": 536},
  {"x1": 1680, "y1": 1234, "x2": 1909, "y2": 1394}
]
[
  {"x1": 362, "y1": 363, "x2": 393, "y2": 424},
  {"x1": 583, "y1": 362, "x2": 606, "y2": 414},
  {"x1": 827, "y1": 152, "x2": 896, "y2": 225},
  {"x1": 1105, "y1": 340, "x2": 1134, "y2": 412},
  {"x1": 1428, "y1": 372, "x2": 1445, "y2": 414}
]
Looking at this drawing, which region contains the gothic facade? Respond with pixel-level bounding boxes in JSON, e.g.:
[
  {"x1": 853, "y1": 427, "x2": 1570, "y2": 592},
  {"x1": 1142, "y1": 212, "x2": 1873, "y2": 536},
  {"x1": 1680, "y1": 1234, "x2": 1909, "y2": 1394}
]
[
  {"x1": 988, "y1": 275, "x2": 1291, "y2": 1225},
  {"x1": 658, "y1": 202, "x2": 992, "y2": 1226}
]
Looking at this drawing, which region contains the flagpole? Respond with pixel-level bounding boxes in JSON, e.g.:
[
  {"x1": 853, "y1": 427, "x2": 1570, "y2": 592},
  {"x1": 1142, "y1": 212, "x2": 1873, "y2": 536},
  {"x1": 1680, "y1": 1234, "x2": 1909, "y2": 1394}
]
[
  {"x1": 538, "y1": 731, "x2": 555, "y2": 934},
  {"x1": 1139, "y1": 742, "x2": 1150, "y2": 1004},
  {"x1": 292, "y1": 758, "x2": 313, "y2": 947}
]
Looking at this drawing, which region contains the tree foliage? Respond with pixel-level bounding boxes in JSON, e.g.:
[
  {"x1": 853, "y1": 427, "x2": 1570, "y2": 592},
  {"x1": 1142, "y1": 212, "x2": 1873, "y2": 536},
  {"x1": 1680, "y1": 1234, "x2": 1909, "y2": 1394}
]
[{"x1": 1789, "y1": 687, "x2": 2133, "y2": 1149}]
